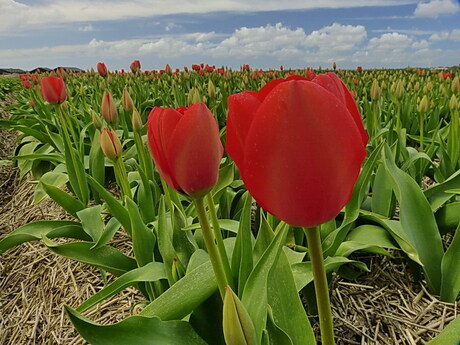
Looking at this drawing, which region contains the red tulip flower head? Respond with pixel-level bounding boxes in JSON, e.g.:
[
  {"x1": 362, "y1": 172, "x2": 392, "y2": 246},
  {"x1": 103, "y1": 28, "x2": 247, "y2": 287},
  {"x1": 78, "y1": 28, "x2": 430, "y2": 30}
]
[
  {"x1": 130, "y1": 60, "x2": 141, "y2": 73},
  {"x1": 40, "y1": 76, "x2": 67, "y2": 104},
  {"x1": 147, "y1": 103, "x2": 223, "y2": 198},
  {"x1": 22, "y1": 80, "x2": 31, "y2": 88},
  {"x1": 97, "y1": 62, "x2": 108, "y2": 77},
  {"x1": 356, "y1": 66, "x2": 363, "y2": 72},
  {"x1": 226, "y1": 73, "x2": 367, "y2": 227}
]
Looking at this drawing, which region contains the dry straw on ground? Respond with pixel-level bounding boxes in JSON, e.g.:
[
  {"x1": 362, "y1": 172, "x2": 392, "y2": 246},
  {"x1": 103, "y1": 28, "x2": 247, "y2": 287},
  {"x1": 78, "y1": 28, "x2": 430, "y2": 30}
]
[{"x1": 0, "y1": 92, "x2": 458, "y2": 344}]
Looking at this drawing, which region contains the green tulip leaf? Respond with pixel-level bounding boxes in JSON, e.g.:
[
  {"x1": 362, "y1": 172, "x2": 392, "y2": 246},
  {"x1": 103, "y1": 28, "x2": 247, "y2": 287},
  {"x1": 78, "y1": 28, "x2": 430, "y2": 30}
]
[
  {"x1": 34, "y1": 171, "x2": 69, "y2": 204},
  {"x1": 241, "y1": 224, "x2": 288, "y2": 344},
  {"x1": 425, "y1": 169, "x2": 460, "y2": 211},
  {"x1": 232, "y1": 192, "x2": 254, "y2": 295},
  {"x1": 141, "y1": 257, "x2": 217, "y2": 321},
  {"x1": 440, "y1": 222, "x2": 460, "y2": 302},
  {"x1": 291, "y1": 257, "x2": 370, "y2": 292},
  {"x1": 0, "y1": 220, "x2": 89, "y2": 255},
  {"x1": 383, "y1": 144, "x2": 443, "y2": 293},
  {"x1": 426, "y1": 316, "x2": 460, "y2": 345},
  {"x1": 87, "y1": 175, "x2": 131, "y2": 234},
  {"x1": 126, "y1": 198, "x2": 156, "y2": 268},
  {"x1": 42, "y1": 236, "x2": 137, "y2": 276},
  {"x1": 41, "y1": 182, "x2": 85, "y2": 217},
  {"x1": 267, "y1": 249, "x2": 316, "y2": 344},
  {"x1": 76, "y1": 262, "x2": 166, "y2": 313},
  {"x1": 77, "y1": 205, "x2": 104, "y2": 242},
  {"x1": 66, "y1": 307, "x2": 207, "y2": 345}
]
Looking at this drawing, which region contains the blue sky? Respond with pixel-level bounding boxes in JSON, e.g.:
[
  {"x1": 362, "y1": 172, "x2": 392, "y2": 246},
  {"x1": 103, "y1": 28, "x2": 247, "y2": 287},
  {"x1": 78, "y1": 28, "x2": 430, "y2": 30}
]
[{"x1": 1, "y1": 0, "x2": 459, "y2": 71}]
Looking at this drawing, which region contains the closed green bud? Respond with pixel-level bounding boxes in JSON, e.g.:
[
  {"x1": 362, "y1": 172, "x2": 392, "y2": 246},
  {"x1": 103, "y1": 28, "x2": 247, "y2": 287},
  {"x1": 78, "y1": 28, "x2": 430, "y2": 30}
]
[
  {"x1": 418, "y1": 95, "x2": 428, "y2": 113},
  {"x1": 187, "y1": 87, "x2": 201, "y2": 105},
  {"x1": 208, "y1": 79, "x2": 216, "y2": 98},
  {"x1": 450, "y1": 94, "x2": 458, "y2": 111},
  {"x1": 223, "y1": 286, "x2": 257, "y2": 345},
  {"x1": 132, "y1": 108, "x2": 142, "y2": 132},
  {"x1": 370, "y1": 79, "x2": 380, "y2": 100},
  {"x1": 395, "y1": 80, "x2": 404, "y2": 99},
  {"x1": 91, "y1": 109, "x2": 102, "y2": 130},
  {"x1": 452, "y1": 76, "x2": 459, "y2": 93}
]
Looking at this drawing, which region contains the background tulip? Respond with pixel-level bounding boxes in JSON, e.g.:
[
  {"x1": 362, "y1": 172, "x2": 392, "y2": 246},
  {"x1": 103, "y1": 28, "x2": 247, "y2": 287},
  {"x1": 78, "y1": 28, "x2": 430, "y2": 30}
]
[
  {"x1": 97, "y1": 62, "x2": 108, "y2": 77},
  {"x1": 40, "y1": 76, "x2": 66, "y2": 104},
  {"x1": 147, "y1": 102, "x2": 223, "y2": 198},
  {"x1": 226, "y1": 76, "x2": 367, "y2": 227}
]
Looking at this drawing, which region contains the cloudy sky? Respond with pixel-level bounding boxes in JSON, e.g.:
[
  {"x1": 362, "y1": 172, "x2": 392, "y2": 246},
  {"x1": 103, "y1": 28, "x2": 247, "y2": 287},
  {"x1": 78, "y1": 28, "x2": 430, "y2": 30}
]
[{"x1": 1, "y1": 0, "x2": 459, "y2": 71}]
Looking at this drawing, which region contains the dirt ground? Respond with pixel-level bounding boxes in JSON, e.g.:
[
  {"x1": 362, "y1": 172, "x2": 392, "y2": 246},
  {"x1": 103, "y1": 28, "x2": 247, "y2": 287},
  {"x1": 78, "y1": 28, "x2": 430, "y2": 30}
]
[{"x1": 0, "y1": 92, "x2": 458, "y2": 344}]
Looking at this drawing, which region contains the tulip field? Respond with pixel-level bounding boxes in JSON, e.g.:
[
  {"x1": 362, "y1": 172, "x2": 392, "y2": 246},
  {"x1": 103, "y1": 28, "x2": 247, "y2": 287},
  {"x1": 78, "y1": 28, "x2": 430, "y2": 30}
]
[{"x1": 0, "y1": 64, "x2": 459, "y2": 345}]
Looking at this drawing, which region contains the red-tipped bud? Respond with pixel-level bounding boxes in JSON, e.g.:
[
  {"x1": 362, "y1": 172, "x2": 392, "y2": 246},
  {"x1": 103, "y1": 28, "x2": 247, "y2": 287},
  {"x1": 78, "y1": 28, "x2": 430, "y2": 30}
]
[
  {"x1": 100, "y1": 128, "x2": 122, "y2": 160},
  {"x1": 101, "y1": 92, "x2": 118, "y2": 125}
]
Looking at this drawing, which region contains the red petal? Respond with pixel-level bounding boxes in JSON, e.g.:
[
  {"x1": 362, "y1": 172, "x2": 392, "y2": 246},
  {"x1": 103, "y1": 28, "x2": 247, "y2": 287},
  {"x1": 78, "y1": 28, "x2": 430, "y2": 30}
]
[
  {"x1": 167, "y1": 103, "x2": 223, "y2": 196},
  {"x1": 313, "y1": 73, "x2": 368, "y2": 145},
  {"x1": 226, "y1": 91, "x2": 261, "y2": 172},
  {"x1": 147, "y1": 107, "x2": 182, "y2": 191},
  {"x1": 242, "y1": 80, "x2": 366, "y2": 227}
]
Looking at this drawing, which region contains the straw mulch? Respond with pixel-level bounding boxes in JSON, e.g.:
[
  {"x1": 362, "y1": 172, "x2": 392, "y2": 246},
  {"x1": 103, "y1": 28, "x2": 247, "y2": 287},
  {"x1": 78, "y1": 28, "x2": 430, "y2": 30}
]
[{"x1": 0, "y1": 92, "x2": 458, "y2": 345}]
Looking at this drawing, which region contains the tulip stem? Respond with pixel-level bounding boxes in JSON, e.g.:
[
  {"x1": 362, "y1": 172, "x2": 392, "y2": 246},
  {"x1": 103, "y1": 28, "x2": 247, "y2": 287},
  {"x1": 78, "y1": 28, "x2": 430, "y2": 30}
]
[
  {"x1": 113, "y1": 158, "x2": 132, "y2": 200},
  {"x1": 205, "y1": 193, "x2": 235, "y2": 291},
  {"x1": 304, "y1": 225, "x2": 335, "y2": 345},
  {"x1": 194, "y1": 196, "x2": 232, "y2": 299}
]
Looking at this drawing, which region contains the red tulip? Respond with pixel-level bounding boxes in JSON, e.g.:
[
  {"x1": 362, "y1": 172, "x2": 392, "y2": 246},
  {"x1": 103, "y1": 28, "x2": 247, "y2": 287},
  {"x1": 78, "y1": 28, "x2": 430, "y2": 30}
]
[
  {"x1": 226, "y1": 75, "x2": 367, "y2": 227},
  {"x1": 29, "y1": 100, "x2": 35, "y2": 107},
  {"x1": 147, "y1": 103, "x2": 223, "y2": 198},
  {"x1": 40, "y1": 76, "x2": 66, "y2": 104},
  {"x1": 130, "y1": 60, "x2": 141, "y2": 73},
  {"x1": 356, "y1": 66, "x2": 363, "y2": 72},
  {"x1": 97, "y1": 62, "x2": 108, "y2": 77},
  {"x1": 22, "y1": 80, "x2": 31, "y2": 88}
]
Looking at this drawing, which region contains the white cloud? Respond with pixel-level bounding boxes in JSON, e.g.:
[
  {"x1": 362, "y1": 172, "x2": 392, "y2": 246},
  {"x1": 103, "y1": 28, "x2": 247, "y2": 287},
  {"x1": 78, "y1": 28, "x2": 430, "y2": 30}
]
[
  {"x1": 414, "y1": 0, "x2": 459, "y2": 17},
  {"x1": 412, "y1": 39, "x2": 429, "y2": 49},
  {"x1": 367, "y1": 32, "x2": 413, "y2": 52},
  {"x1": 212, "y1": 23, "x2": 307, "y2": 58},
  {"x1": 78, "y1": 24, "x2": 93, "y2": 32},
  {"x1": 450, "y1": 29, "x2": 460, "y2": 41},
  {"x1": 429, "y1": 31, "x2": 450, "y2": 41},
  {"x1": 304, "y1": 23, "x2": 367, "y2": 51},
  {"x1": 429, "y1": 29, "x2": 460, "y2": 41}
]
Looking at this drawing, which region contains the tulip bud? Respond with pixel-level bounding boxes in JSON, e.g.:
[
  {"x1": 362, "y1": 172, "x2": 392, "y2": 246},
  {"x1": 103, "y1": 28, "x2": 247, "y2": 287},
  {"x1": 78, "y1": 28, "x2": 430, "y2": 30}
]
[
  {"x1": 414, "y1": 82, "x2": 420, "y2": 91},
  {"x1": 90, "y1": 109, "x2": 102, "y2": 130},
  {"x1": 188, "y1": 87, "x2": 202, "y2": 105},
  {"x1": 122, "y1": 88, "x2": 134, "y2": 112},
  {"x1": 333, "y1": 61, "x2": 337, "y2": 70},
  {"x1": 370, "y1": 79, "x2": 380, "y2": 100},
  {"x1": 132, "y1": 108, "x2": 142, "y2": 132},
  {"x1": 452, "y1": 76, "x2": 459, "y2": 93},
  {"x1": 395, "y1": 80, "x2": 404, "y2": 99},
  {"x1": 101, "y1": 92, "x2": 118, "y2": 125},
  {"x1": 100, "y1": 128, "x2": 122, "y2": 160},
  {"x1": 223, "y1": 286, "x2": 257, "y2": 345},
  {"x1": 418, "y1": 95, "x2": 428, "y2": 113},
  {"x1": 450, "y1": 94, "x2": 458, "y2": 111},
  {"x1": 208, "y1": 79, "x2": 216, "y2": 99}
]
